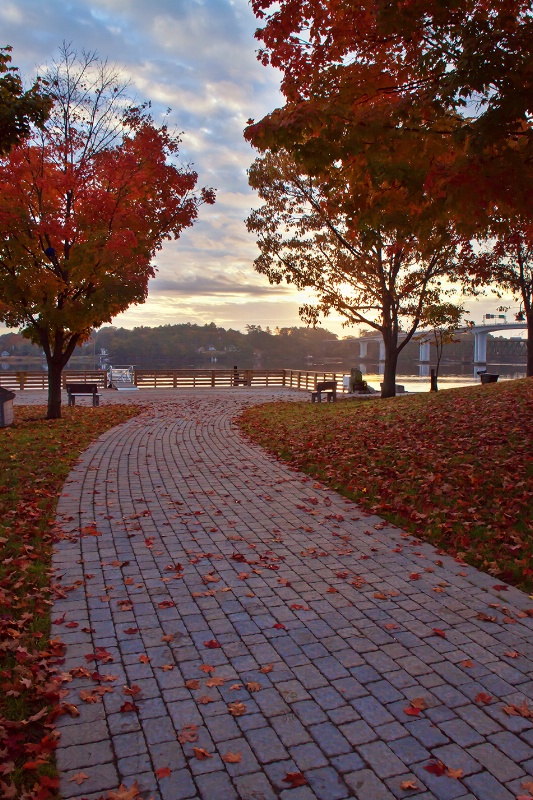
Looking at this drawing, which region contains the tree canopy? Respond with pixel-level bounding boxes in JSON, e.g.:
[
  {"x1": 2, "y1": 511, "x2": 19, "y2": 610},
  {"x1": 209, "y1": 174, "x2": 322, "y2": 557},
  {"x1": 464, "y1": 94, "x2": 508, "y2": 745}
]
[
  {"x1": 0, "y1": 47, "x2": 215, "y2": 417},
  {"x1": 247, "y1": 149, "x2": 460, "y2": 396}
]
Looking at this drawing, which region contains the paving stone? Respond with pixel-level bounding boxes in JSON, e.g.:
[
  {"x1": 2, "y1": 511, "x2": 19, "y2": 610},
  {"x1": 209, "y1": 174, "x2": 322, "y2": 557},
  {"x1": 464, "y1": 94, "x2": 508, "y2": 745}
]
[
  {"x1": 463, "y1": 771, "x2": 516, "y2": 800},
  {"x1": 357, "y1": 741, "x2": 407, "y2": 778},
  {"x1": 245, "y1": 726, "x2": 289, "y2": 764},
  {"x1": 340, "y1": 719, "x2": 378, "y2": 747},
  {"x1": 305, "y1": 766, "x2": 350, "y2": 799},
  {"x1": 290, "y1": 741, "x2": 330, "y2": 771},
  {"x1": 468, "y1": 742, "x2": 525, "y2": 781},
  {"x1": 158, "y1": 767, "x2": 198, "y2": 800},
  {"x1": 234, "y1": 772, "x2": 278, "y2": 800},
  {"x1": 195, "y1": 770, "x2": 238, "y2": 799},
  {"x1": 344, "y1": 768, "x2": 396, "y2": 799}
]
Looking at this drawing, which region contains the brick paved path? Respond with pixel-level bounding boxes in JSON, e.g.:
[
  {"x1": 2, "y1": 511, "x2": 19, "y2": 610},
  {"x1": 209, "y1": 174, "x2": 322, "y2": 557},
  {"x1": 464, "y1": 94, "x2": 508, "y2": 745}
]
[{"x1": 50, "y1": 390, "x2": 533, "y2": 800}]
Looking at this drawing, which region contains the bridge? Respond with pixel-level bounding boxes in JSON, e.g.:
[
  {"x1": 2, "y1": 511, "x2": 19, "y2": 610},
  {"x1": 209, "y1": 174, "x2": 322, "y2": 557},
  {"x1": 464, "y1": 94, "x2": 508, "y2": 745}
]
[{"x1": 354, "y1": 322, "x2": 528, "y2": 364}]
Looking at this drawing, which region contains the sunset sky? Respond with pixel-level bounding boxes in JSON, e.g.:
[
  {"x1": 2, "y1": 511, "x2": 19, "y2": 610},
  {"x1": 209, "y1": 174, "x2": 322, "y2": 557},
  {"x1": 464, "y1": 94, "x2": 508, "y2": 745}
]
[{"x1": 1, "y1": 0, "x2": 524, "y2": 337}]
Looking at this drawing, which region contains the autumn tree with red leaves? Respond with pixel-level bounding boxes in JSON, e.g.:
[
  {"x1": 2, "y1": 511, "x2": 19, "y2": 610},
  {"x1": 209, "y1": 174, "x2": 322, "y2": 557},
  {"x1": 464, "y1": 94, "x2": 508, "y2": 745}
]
[
  {"x1": 0, "y1": 46, "x2": 215, "y2": 418},
  {"x1": 245, "y1": 0, "x2": 533, "y2": 383},
  {"x1": 247, "y1": 150, "x2": 461, "y2": 397}
]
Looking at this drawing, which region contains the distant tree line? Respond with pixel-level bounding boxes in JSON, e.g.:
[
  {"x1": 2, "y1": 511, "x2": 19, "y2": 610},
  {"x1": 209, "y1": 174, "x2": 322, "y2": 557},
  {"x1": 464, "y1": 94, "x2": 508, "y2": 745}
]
[{"x1": 1, "y1": 323, "x2": 526, "y2": 369}]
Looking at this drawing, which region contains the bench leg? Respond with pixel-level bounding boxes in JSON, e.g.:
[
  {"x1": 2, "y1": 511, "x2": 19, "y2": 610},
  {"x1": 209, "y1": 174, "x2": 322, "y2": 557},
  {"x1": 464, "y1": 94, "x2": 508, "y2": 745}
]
[
  {"x1": 68, "y1": 396, "x2": 75, "y2": 406},
  {"x1": 93, "y1": 396, "x2": 99, "y2": 407}
]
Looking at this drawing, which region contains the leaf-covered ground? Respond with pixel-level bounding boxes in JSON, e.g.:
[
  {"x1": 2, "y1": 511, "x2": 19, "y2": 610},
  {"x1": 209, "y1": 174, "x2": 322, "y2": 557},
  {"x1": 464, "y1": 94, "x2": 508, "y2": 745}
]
[
  {"x1": 0, "y1": 404, "x2": 139, "y2": 800},
  {"x1": 239, "y1": 379, "x2": 533, "y2": 591}
]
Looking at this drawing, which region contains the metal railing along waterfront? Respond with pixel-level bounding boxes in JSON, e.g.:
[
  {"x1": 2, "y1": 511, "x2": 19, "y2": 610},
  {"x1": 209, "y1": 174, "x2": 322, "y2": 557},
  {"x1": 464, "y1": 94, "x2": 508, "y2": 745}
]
[{"x1": 0, "y1": 368, "x2": 350, "y2": 392}]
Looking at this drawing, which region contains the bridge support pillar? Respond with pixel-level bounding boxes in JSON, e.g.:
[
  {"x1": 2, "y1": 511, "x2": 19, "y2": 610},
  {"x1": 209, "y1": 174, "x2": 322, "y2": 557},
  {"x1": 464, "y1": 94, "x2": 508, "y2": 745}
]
[
  {"x1": 359, "y1": 341, "x2": 368, "y2": 359},
  {"x1": 474, "y1": 331, "x2": 488, "y2": 363},
  {"x1": 419, "y1": 341, "x2": 431, "y2": 362}
]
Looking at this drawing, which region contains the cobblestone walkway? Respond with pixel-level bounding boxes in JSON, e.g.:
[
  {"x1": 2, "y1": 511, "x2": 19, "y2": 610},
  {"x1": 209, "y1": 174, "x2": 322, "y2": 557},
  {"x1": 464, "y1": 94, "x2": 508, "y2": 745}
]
[{"x1": 51, "y1": 390, "x2": 533, "y2": 800}]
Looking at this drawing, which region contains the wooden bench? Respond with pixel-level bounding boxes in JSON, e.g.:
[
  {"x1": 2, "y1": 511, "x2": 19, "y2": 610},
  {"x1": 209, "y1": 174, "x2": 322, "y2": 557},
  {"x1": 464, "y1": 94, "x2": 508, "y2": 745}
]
[
  {"x1": 66, "y1": 383, "x2": 101, "y2": 407},
  {"x1": 311, "y1": 380, "x2": 337, "y2": 403}
]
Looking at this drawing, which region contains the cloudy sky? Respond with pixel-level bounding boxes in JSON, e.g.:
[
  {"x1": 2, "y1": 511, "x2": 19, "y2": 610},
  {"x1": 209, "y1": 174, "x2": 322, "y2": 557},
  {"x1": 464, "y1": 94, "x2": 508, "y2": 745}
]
[{"x1": 1, "y1": 0, "x2": 523, "y2": 336}]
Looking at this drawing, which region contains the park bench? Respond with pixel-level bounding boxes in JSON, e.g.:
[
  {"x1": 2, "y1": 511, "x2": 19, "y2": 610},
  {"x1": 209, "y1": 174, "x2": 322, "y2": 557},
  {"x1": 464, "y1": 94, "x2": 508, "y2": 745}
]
[
  {"x1": 311, "y1": 380, "x2": 337, "y2": 403},
  {"x1": 66, "y1": 383, "x2": 101, "y2": 407}
]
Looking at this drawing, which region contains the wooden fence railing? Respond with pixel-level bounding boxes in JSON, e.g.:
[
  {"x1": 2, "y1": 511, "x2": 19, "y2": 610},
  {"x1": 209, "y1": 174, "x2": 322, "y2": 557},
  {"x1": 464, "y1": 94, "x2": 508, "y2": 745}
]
[{"x1": 0, "y1": 368, "x2": 349, "y2": 392}]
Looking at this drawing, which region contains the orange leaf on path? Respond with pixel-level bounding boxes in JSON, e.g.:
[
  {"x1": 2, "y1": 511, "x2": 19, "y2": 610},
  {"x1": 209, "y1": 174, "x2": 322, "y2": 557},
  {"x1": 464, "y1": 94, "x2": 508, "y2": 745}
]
[
  {"x1": 193, "y1": 747, "x2": 213, "y2": 760},
  {"x1": 138, "y1": 654, "x2": 150, "y2": 663},
  {"x1": 283, "y1": 772, "x2": 307, "y2": 787},
  {"x1": 432, "y1": 628, "x2": 446, "y2": 638},
  {"x1": 197, "y1": 695, "x2": 215, "y2": 704},
  {"x1": 228, "y1": 701, "x2": 247, "y2": 716},
  {"x1": 259, "y1": 663, "x2": 274, "y2": 673},
  {"x1": 222, "y1": 752, "x2": 242, "y2": 763},
  {"x1": 400, "y1": 779, "x2": 419, "y2": 790},
  {"x1": 69, "y1": 773, "x2": 89, "y2": 785},
  {"x1": 204, "y1": 639, "x2": 221, "y2": 648},
  {"x1": 206, "y1": 676, "x2": 225, "y2": 687},
  {"x1": 178, "y1": 725, "x2": 198, "y2": 743},
  {"x1": 200, "y1": 664, "x2": 216, "y2": 673},
  {"x1": 107, "y1": 783, "x2": 141, "y2": 800},
  {"x1": 475, "y1": 693, "x2": 493, "y2": 704},
  {"x1": 155, "y1": 767, "x2": 171, "y2": 779}
]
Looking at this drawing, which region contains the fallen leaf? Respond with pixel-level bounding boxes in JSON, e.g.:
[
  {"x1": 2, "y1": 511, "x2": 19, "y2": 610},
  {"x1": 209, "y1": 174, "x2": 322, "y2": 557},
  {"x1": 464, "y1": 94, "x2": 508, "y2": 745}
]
[
  {"x1": 222, "y1": 751, "x2": 242, "y2": 763},
  {"x1": 120, "y1": 701, "x2": 139, "y2": 713},
  {"x1": 373, "y1": 592, "x2": 388, "y2": 600},
  {"x1": 273, "y1": 623, "x2": 286, "y2": 630},
  {"x1": 259, "y1": 663, "x2": 274, "y2": 673},
  {"x1": 283, "y1": 772, "x2": 307, "y2": 787},
  {"x1": 475, "y1": 692, "x2": 493, "y2": 704},
  {"x1": 204, "y1": 639, "x2": 221, "y2": 649},
  {"x1": 161, "y1": 634, "x2": 174, "y2": 642},
  {"x1": 477, "y1": 612, "x2": 497, "y2": 622},
  {"x1": 446, "y1": 767, "x2": 463, "y2": 779},
  {"x1": 160, "y1": 664, "x2": 174, "y2": 671},
  {"x1": 228, "y1": 701, "x2": 247, "y2": 716},
  {"x1": 432, "y1": 628, "x2": 446, "y2": 638},
  {"x1": 246, "y1": 681, "x2": 262, "y2": 692},
  {"x1": 400, "y1": 779, "x2": 420, "y2": 790},
  {"x1": 424, "y1": 759, "x2": 447, "y2": 776},
  {"x1": 193, "y1": 747, "x2": 213, "y2": 760},
  {"x1": 138, "y1": 654, "x2": 150, "y2": 663},
  {"x1": 186, "y1": 680, "x2": 200, "y2": 690},
  {"x1": 122, "y1": 684, "x2": 142, "y2": 696},
  {"x1": 229, "y1": 683, "x2": 243, "y2": 690},
  {"x1": 504, "y1": 650, "x2": 519, "y2": 658},
  {"x1": 178, "y1": 724, "x2": 198, "y2": 743},
  {"x1": 291, "y1": 604, "x2": 310, "y2": 610},
  {"x1": 155, "y1": 766, "x2": 172, "y2": 779},
  {"x1": 123, "y1": 627, "x2": 138, "y2": 635},
  {"x1": 107, "y1": 782, "x2": 141, "y2": 800},
  {"x1": 205, "y1": 676, "x2": 225, "y2": 687},
  {"x1": 409, "y1": 573, "x2": 421, "y2": 580},
  {"x1": 199, "y1": 664, "x2": 216, "y2": 673},
  {"x1": 197, "y1": 695, "x2": 215, "y2": 704},
  {"x1": 410, "y1": 697, "x2": 427, "y2": 710},
  {"x1": 69, "y1": 772, "x2": 89, "y2": 785},
  {"x1": 403, "y1": 706, "x2": 421, "y2": 716},
  {"x1": 461, "y1": 659, "x2": 474, "y2": 668}
]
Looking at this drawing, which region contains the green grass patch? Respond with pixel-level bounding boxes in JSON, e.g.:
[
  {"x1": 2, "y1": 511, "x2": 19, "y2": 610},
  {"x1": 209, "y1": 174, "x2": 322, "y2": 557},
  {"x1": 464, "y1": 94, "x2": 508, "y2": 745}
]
[
  {"x1": 239, "y1": 379, "x2": 533, "y2": 591},
  {"x1": 0, "y1": 403, "x2": 139, "y2": 799}
]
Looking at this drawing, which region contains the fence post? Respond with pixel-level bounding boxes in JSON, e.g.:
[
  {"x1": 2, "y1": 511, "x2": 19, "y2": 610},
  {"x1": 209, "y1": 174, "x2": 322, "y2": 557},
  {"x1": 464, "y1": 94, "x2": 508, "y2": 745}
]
[{"x1": 211, "y1": 371, "x2": 215, "y2": 387}]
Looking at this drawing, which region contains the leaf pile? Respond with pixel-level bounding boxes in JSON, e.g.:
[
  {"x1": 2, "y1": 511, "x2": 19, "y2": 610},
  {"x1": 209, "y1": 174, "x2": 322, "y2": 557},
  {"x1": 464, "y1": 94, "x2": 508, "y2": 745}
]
[
  {"x1": 239, "y1": 380, "x2": 533, "y2": 589},
  {"x1": 0, "y1": 404, "x2": 139, "y2": 798}
]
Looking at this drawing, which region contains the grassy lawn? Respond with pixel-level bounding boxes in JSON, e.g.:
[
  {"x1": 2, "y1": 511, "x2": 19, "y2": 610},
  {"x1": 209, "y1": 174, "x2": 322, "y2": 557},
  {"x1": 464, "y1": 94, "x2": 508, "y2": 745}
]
[
  {"x1": 239, "y1": 379, "x2": 533, "y2": 591},
  {"x1": 0, "y1": 403, "x2": 139, "y2": 800}
]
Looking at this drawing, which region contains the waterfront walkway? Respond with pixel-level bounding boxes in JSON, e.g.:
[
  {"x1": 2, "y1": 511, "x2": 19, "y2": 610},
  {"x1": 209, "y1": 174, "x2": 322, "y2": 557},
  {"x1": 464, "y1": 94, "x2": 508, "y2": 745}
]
[{"x1": 42, "y1": 389, "x2": 533, "y2": 800}]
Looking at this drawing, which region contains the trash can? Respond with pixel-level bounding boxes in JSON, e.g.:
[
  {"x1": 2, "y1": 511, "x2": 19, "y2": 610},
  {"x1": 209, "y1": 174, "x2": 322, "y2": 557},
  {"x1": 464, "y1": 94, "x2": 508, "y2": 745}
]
[
  {"x1": 0, "y1": 387, "x2": 15, "y2": 427},
  {"x1": 479, "y1": 373, "x2": 499, "y2": 384}
]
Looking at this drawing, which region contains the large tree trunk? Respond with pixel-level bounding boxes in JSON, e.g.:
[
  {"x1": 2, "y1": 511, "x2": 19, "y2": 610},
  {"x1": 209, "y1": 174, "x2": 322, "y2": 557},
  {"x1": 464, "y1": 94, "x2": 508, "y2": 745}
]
[
  {"x1": 47, "y1": 359, "x2": 64, "y2": 419},
  {"x1": 381, "y1": 332, "x2": 399, "y2": 398}
]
